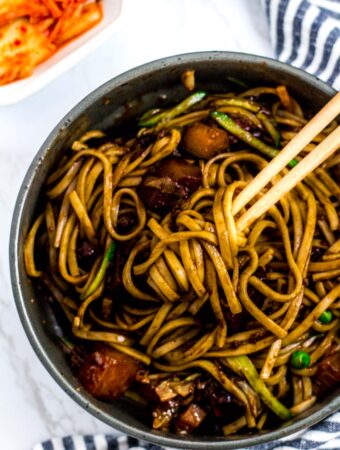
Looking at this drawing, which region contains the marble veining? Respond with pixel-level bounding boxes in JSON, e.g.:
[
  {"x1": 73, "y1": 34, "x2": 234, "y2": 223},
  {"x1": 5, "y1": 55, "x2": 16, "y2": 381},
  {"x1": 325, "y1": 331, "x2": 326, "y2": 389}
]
[{"x1": 0, "y1": 1, "x2": 272, "y2": 448}]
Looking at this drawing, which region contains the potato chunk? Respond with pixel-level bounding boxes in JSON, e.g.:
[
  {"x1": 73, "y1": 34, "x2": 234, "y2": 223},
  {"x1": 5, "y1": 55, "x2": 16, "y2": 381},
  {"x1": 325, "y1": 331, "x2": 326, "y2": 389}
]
[{"x1": 182, "y1": 122, "x2": 229, "y2": 159}]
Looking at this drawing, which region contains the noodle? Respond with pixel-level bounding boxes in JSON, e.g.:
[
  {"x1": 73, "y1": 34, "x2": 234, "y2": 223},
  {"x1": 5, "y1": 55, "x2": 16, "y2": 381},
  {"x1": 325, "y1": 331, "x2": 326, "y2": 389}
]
[{"x1": 24, "y1": 82, "x2": 340, "y2": 437}]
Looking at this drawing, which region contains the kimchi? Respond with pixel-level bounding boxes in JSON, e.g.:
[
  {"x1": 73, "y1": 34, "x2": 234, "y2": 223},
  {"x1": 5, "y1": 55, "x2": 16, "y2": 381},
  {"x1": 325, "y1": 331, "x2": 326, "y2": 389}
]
[{"x1": 0, "y1": 0, "x2": 103, "y2": 85}]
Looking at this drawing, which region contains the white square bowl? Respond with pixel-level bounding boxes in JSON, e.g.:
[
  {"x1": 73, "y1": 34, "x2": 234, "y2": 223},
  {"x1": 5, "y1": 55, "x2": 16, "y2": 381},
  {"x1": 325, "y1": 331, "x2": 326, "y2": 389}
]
[{"x1": 0, "y1": 0, "x2": 122, "y2": 106}]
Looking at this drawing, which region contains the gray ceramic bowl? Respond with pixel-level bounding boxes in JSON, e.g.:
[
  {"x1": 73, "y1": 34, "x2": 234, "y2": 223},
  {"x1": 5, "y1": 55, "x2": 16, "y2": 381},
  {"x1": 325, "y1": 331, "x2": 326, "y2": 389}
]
[{"x1": 10, "y1": 52, "x2": 339, "y2": 449}]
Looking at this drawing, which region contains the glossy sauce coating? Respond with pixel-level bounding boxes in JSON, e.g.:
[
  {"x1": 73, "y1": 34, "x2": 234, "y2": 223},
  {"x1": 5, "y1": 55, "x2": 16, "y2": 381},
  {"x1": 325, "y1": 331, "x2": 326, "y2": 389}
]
[
  {"x1": 182, "y1": 122, "x2": 229, "y2": 159},
  {"x1": 175, "y1": 404, "x2": 207, "y2": 434},
  {"x1": 139, "y1": 157, "x2": 201, "y2": 212},
  {"x1": 314, "y1": 350, "x2": 340, "y2": 397},
  {"x1": 78, "y1": 346, "x2": 140, "y2": 400}
]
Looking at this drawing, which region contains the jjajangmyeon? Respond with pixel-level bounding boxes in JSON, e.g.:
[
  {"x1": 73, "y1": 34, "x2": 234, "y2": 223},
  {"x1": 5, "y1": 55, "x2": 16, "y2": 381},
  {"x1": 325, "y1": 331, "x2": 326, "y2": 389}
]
[{"x1": 24, "y1": 80, "x2": 340, "y2": 436}]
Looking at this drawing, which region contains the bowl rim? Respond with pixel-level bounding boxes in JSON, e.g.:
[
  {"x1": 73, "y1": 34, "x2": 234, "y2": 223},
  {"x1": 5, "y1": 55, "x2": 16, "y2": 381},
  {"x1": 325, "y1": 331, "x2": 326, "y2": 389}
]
[{"x1": 9, "y1": 51, "x2": 339, "y2": 449}]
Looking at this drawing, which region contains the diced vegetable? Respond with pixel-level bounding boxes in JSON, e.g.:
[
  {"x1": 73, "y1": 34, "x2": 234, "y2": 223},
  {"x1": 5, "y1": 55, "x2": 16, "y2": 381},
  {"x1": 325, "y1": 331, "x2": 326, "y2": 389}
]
[
  {"x1": 81, "y1": 241, "x2": 116, "y2": 299},
  {"x1": 138, "y1": 157, "x2": 201, "y2": 212},
  {"x1": 78, "y1": 345, "x2": 140, "y2": 400},
  {"x1": 257, "y1": 112, "x2": 281, "y2": 148},
  {"x1": 213, "y1": 98, "x2": 261, "y2": 113},
  {"x1": 211, "y1": 111, "x2": 298, "y2": 167},
  {"x1": 175, "y1": 404, "x2": 207, "y2": 434},
  {"x1": 318, "y1": 310, "x2": 333, "y2": 324},
  {"x1": 139, "y1": 91, "x2": 207, "y2": 127},
  {"x1": 227, "y1": 355, "x2": 292, "y2": 420},
  {"x1": 313, "y1": 351, "x2": 340, "y2": 397},
  {"x1": 181, "y1": 69, "x2": 195, "y2": 91},
  {"x1": 182, "y1": 122, "x2": 229, "y2": 159},
  {"x1": 291, "y1": 351, "x2": 311, "y2": 369}
]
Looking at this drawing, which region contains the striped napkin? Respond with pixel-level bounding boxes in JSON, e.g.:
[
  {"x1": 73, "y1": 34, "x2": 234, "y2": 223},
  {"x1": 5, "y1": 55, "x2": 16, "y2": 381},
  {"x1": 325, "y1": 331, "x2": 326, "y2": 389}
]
[
  {"x1": 263, "y1": 0, "x2": 340, "y2": 89},
  {"x1": 32, "y1": 414, "x2": 340, "y2": 450},
  {"x1": 32, "y1": 1, "x2": 339, "y2": 450}
]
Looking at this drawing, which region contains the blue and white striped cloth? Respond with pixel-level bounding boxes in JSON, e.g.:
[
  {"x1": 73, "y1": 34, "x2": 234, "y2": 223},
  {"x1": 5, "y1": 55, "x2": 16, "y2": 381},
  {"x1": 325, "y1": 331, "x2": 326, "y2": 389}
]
[
  {"x1": 32, "y1": 413, "x2": 340, "y2": 450},
  {"x1": 31, "y1": 1, "x2": 339, "y2": 450},
  {"x1": 33, "y1": 435, "x2": 160, "y2": 450},
  {"x1": 263, "y1": 0, "x2": 340, "y2": 89}
]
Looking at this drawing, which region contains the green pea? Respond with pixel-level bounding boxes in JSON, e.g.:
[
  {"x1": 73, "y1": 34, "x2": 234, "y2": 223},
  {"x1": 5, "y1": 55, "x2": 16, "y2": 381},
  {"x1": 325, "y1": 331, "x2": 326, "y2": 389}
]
[
  {"x1": 318, "y1": 310, "x2": 333, "y2": 324},
  {"x1": 291, "y1": 351, "x2": 310, "y2": 369}
]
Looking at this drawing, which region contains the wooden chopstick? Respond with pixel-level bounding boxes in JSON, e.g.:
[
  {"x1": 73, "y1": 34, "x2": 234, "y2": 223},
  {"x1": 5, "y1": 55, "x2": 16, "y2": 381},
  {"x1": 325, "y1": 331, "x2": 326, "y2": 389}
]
[
  {"x1": 236, "y1": 125, "x2": 340, "y2": 233},
  {"x1": 232, "y1": 91, "x2": 340, "y2": 216}
]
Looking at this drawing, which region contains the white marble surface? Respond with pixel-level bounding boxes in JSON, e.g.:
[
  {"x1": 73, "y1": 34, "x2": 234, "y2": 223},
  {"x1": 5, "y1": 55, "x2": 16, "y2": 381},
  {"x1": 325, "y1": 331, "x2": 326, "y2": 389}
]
[{"x1": 0, "y1": 1, "x2": 272, "y2": 448}]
